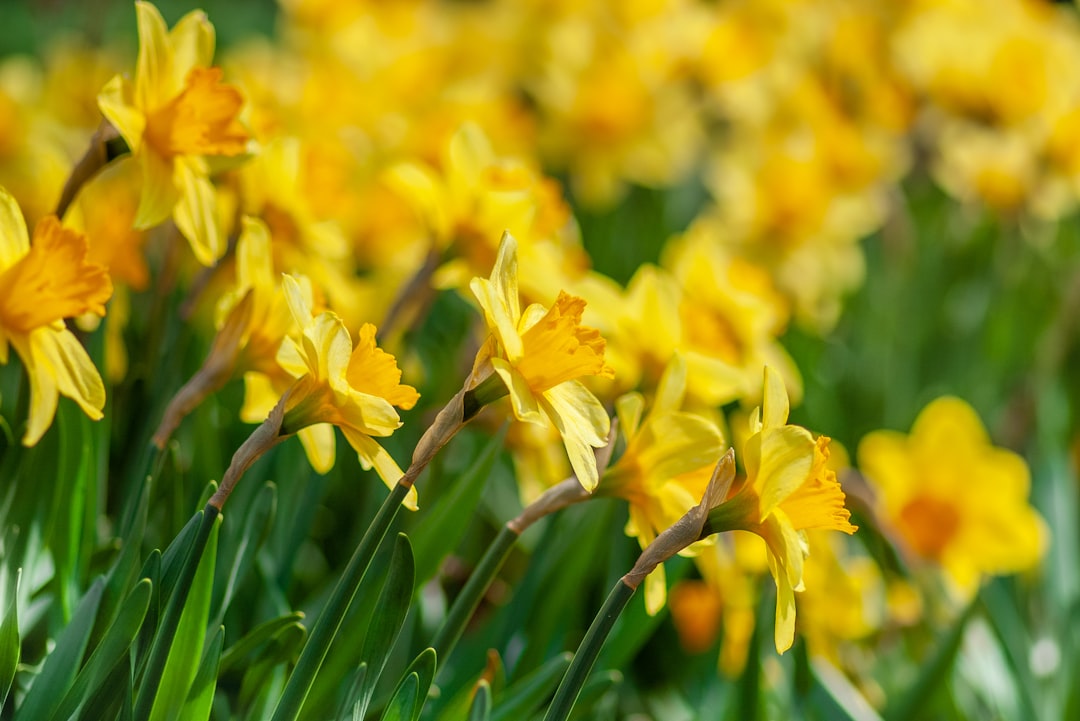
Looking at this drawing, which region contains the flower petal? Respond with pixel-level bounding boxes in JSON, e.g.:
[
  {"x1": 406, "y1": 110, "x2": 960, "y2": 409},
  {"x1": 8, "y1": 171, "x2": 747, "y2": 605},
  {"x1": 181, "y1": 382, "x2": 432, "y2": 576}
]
[
  {"x1": 298, "y1": 423, "x2": 336, "y2": 474},
  {"x1": 341, "y1": 428, "x2": 417, "y2": 510},
  {"x1": 761, "y1": 365, "x2": 790, "y2": 430},
  {"x1": 756, "y1": 425, "x2": 815, "y2": 520},
  {"x1": 491, "y1": 356, "x2": 542, "y2": 423},
  {"x1": 134, "y1": 1, "x2": 174, "y2": 110},
  {"x1": 169, "y1": 9, "x2": 215, "y2": 86},
  {"x1": 133, "y1": 148, "x2": 178, "y2": 230},
  {"x1": 97, "y1": 75, "x2": 145, "y2": 155},
  {"x1": 0, "y1": 186, "x2": 28, "y2": 270},
  {"x1": 173, "y1": 157, "x2": 224, "y2": 265}
]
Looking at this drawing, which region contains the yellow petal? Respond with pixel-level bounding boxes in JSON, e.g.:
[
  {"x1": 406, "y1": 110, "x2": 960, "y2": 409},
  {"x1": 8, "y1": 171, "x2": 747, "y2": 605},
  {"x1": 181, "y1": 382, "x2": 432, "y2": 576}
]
[
  {"x1": 173, "y1": 157, "x2": 224, "y2": 265},
  {"x1": 491, "y1": 357, "x2": 542, "y2": 423},
  {"x1": 633, "y1": 411, "x2": 724, "y2": 484},
  {"x1": 615, "y1": 391, "x2": 644, "y2": 441},
  {"x1": 20, "y1": 326, "x2": 106, "y2": 445},
  {"x1": 541, "y1": 381, "x2": 610, "y2": 491},
  {"x1": 341, "y1": 428, "x2": 417, "y2": 510},
  {"x1": 134, "y1": 1, "x2": 174, "y2": 110},
  {"x1": 654, "y1": 354, "x2": 687, "y2": 415},
  {"x1": 133, "y1": 148, "x2": 178, "y2": 230},
  {"x1": 281, "y1": 274, "x2": 314, "y2": 331},
  {"x1": 447, "y1": 122, "x2": 494, "y2": 196},
  {"x1": 237, "y1": 216, "x2": 273, "y2": 289},
  {"x1": 383, "y1": 162, "x2": 450, "y2": 241},
  {"x1": 755, "y1": 425, "x2": 815, "y2": 520},
  {"x1": 644, "y1": 563, "x2": 667, "y2": 617},
  {"x1": 169, "y1": 9, "x2": 215, "y2": 85},
  {"x1": 767, "y1": 549, "x2": 797, "y2": 654},
  {"x1": 0, "y1": 186, "x2": 28, "y2": 270},
  {"x1": 240, "y1": 371, "x2": 278, "y2": 423},
  {"x1": 298, "y1": 423, "x2": 336, "y2": 474},
  {"x1": 97, "y1": 75, "x2": 145, "y2": 155},
  {"x1": 336, "y1": 389, "x2": 402, "y2": 437},
  {"x1": 761, "y1": 365, "x2": 790, "y2": 430}
]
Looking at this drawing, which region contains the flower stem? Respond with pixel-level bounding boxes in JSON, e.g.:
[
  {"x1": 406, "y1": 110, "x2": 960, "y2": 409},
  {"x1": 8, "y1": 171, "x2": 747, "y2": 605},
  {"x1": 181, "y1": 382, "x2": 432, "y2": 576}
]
[
  {"x1": 431, "y1": 523, "x2": 520, "y2": 664},
  {"x1": 543, "y1": 578, "x2": 635, "y2": 721},
  {"x1": 270, "y1": 481, "x2": 410, "y2": 721}
]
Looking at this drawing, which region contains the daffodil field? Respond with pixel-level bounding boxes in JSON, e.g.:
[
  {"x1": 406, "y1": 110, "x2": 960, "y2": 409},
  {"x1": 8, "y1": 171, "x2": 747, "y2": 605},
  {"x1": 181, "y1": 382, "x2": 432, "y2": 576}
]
[{"x1": 1, "y1": 0, "x2": 1078, "y2": 719}]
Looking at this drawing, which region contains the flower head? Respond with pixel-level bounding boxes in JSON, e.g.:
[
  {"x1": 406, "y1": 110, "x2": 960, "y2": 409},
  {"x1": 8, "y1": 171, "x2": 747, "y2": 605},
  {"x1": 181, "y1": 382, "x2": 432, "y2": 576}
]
[
  {"x1": 98, "y1": 1, "x2": 249, "y2": 265},
  {"x1": 598, "y1": 355, "x2": 726, "y2": 614},
  {"x1": 0, "y1": 187, "x2": 112, "y2": 445},
  {"x1": 470, "y1": 231, "x2": 613, "y2": 491},
  {"x1": 277, "y1": 274, "x2": 420, "y2": 508},
  {"x1": 706, "y1": 366, "x2": 856, "y2": 653},
  {"x1": 857, "y1": 396, "x2": 1047, "y2": 595}
]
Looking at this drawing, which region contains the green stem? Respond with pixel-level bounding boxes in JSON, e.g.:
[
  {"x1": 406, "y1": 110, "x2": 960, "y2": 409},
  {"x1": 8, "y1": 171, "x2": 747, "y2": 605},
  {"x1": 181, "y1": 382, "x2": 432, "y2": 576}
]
[
  {"x1": 270, "y1": 481, "x2": 410, "y2": 721},
  {"x1": 133, "y1": 503, "x2": 219, "y2": 719},
  {"x1": 431, "y1": 524, "x2": 520, "y2": 665},
  {"x1": 543, "y1": 579, "x2": 635, "y2": 721}
]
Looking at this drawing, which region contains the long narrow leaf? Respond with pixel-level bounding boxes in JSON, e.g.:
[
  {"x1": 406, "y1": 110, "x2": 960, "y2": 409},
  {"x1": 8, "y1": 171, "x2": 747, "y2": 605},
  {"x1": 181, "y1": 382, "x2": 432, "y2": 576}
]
[
  {"x1": 146, "y1": 514, "x2": 220, "y2": 721},
  {"x1": 180, "y1": 625, "x2": 225, "y2": 721},
  {"x1": 16, "y1": 577, "x2": 105, "y2": 720},
  {"x1": 46, "y1": 579, "x2": 152, "y2": 721},
  {"x1": 0, "y1": 569, "x2": 20, "y2": 713}
]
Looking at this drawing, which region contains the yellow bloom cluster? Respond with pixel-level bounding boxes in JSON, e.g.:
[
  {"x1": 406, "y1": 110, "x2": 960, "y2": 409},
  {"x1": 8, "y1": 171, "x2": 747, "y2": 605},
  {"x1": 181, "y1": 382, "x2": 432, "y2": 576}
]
[{"x1": 0, "y1": 0, "x2": 1057, "y2": 682}]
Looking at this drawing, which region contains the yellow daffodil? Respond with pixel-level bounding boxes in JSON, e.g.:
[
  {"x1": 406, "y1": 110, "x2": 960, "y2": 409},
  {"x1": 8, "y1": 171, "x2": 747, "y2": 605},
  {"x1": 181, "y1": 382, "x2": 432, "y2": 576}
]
[
  {"x1": 277, "y1": 274, "x2": 420, "y2": 508},
  {"x1": 706, "y1": 366, "x2": 857, "y2": 653},
  {"x1": 470, "y1": 230, "x2": 613, "y2": 491},
  {"x1": 857, "y1": 396, "x2": 1047, "y2": 595},
  {"x1": 0, "y1": 186, "x2": 112, "y2": 445},
  {"x1": 597, "y1": 355, "x2": 726, "y2": 615},
  {"x1": 98, "y1": 1, "x2": 248, "y2": 265}
]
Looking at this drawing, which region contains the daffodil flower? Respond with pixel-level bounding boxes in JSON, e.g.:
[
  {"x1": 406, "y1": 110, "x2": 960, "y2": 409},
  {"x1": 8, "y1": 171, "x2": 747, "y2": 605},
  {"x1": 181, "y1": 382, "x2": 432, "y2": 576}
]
[
  {"x1": 858, "y1": 396, "x2": 1046, "y2": 595},
  {"x1": 277, "y1": 275, "x2": 421, "y2": 508},
  {"x1": 0, "y1": 187, "x2": 112, "y2": 445},
  {"x1": 470, "y1": 231, "x2": 613, "y2": 491},
  {"x1": 705, "y1": 366, "x2": 856, "y2": 653},
  {"x1": 98, "y1": 1, "x2": 248, "y2": 265},
  {"x1": 597, "y1": 355, "x2": 726, "y2": 615}
]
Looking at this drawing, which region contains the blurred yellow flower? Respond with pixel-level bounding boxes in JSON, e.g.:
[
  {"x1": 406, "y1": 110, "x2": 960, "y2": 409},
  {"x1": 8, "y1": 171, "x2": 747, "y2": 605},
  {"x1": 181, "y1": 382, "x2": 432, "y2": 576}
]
[
  {"x1": 98, "y1": 1, "x2": 248, "y2": 265},
  {"x1": 597, "y1": 355, "x2": 726, "y2": 615},
  {"x1": 0, "y1": 187, "x2": 112, "y2": 445},
  {"x1": 858, "y1": 396, "x2": 1047, "y2": 595},
  {"x1": 278, "y1": 274, "x2": 420, "y2": 508},
  {"x1": 470, "y1": 231, "x2": 613, "y2": 491},
  {"x1": 706, "y1": 366, "x2": 857, "y2": 653}
]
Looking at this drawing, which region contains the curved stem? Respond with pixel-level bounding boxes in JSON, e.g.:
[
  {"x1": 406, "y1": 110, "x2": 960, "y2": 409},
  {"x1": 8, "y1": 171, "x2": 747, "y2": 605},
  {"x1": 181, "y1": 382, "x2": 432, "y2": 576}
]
[
  {"x1": 431, "y1": 524, "x2": 519, "y2": 665},
  {"x1": 270, "y1": 481, "x2": 411, "y2": 721},
  {"x1": 543, "y1": 579, "x2": 636, "y2": 721}
]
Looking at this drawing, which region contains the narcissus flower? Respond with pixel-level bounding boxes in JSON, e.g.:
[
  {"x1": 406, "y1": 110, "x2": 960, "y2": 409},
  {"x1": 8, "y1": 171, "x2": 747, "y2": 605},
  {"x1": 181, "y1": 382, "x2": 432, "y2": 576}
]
[
  {"x1": 597, "y1": 355, "x2": 726, "y2": 615},
  {"x1": 470, "y1": 231, "x2": 613, "y2": 491},
  {"x1": 277, "y1": 274, "x2": 420, "y2": 508},
  {"x1": 98, "y1": 1, "x2": 248, "y2": 265},
  {"x1": 0, "y1": 187, "x2": 112, "y2": 445},
  {"x1": 858, "y1": 396, "x2": 1047, "y2": 595},
  {"x1": 705, "y1": 366, "x2": 857, "y2": 653}
]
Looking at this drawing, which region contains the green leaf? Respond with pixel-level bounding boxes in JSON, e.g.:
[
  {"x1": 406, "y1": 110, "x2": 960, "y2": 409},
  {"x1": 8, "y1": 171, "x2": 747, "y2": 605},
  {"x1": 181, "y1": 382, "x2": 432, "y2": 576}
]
[
  {"x1": 347, "y1": 533, "x2": 416, "y2": 720},
  {"x1": 238, "y1": 623, "x2": 307, "y2": 715},
  {"x1": 383, "y1": 648, "x2": 436, "y2": 721},
  {"x1": 219, "y1": 613, "x2": 306, "y2": 674},
  {"x1": 381, "y1": 672, "x2": 419, "y2": 721},
  {"x1": 146, "y1": 513, "x2": 220, "y2": 721},
  {"x1": 566, "y1": 670, "x2": 621, "y2": 721},
  {"x1": 159, "y1": 511, "x2": 204, "y2": 602},
  {"x1": 411, "y1": 428, "x2": 505, "y2": 585},
  {"x1": 47, "y1": 578, "x2": 152, "y2": 721},
  {"x1": 806, "y1": 657, "x2": 883, "y2": 721},
  {"x1": 17, "y1": 576, "x2": 105, "y2": 720},
  {"x1": 212, "y1": 481, "x2": 276, "y2": 626},
  {"x1": 883, "y1": 597, "x2": 979, "y2": 721},
  {"x1": 491, "y1": 652, "x2": 571, "y2": 721},
  {"x1": 180, "y1": 625, "x2": 224, "y2": 721},
  {"x1": 0, "y1": 569, "x2": 20, "y2": 713},
  {"x1": 468, "y1": 680, "x2": 491, "y2": 721},
  {"x1": 346, "y1": 664, "x2": 368, "y2": 721}
]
